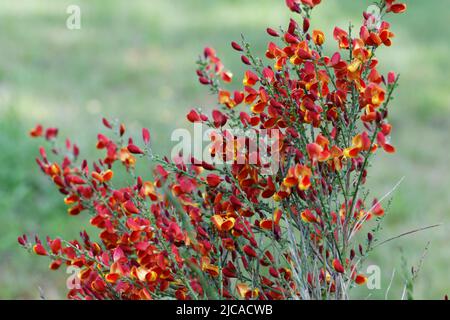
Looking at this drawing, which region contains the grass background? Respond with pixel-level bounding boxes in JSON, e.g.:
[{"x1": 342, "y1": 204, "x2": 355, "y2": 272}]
[{"x1": 0, "y1": 0, "x2": 448, "y2": 299}]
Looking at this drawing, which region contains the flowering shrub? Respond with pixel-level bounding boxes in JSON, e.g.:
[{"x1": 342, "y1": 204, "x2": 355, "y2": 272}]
[{"x1": 20, "y1": 0, "x2": 407, "y2": 300}]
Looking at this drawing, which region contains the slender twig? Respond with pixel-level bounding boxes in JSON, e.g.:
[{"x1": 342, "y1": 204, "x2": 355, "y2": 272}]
[{"x1": 374, "y1": 224, "x2": 441, "y2": 248}]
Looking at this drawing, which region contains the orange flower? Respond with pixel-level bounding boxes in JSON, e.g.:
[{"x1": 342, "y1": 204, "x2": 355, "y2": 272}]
[
  {"x1": 266, "y1": 42, "x2": 287, "y2": 70},
  {"x1": 333, "y1": 27, "x2": 349, "y2": 49},
  {"x1": 307, "y1": 134, "x2": 331, "y2": 163},
  {"x1": 243, "y1": 70, "x2": 259, "y2": 87},
  {"x1": 251, "y1": 88, "x2": 269, "y2": 114},
  {"x1": 301, "y1": 209, "x2": 318, "y2": 224},
  {"x1": 330, "y1": 146, "x2": 344, "y2": 171},
  {"x1": 141, "y1": 181, "x2": 158, "y2": 201},
  {"x1": 236, "y1": 283, "x2": 259, "y2": 299},
  {"x1": 218, "y1": 90, "x2": 236, "y2": 109},
  {"x1": 344, "y1": 132, "x2": 372, "y2": 158},
  {"x1": 347, "y1": 59, "x2": 362, "y2": 73},
  {"x1": 91, "y1": 169, "x2": 114, "y2": 183},
  {"x1": 273, "y1": 208, "x2": 282, "y2": 225},
  {"x1": 119, "y1": 147, "x2": 136, "y2": 167},
  {"x1": 283, "y1": 164, "x2": 312, "y2": 192},
  {"x1": 312, "y1": 30, "x2": 325, "y2": 45},
  {"x1": 211, "y1": 215, "x2": 235, "y2": 232},
  {"x1": 361, "y1": 104, "x2": 377, "y2": 123},
  {"x1": 201, "y1": 257, "x2": 220, "y2": 277},
  {"x1": 296, "y1": 165, "x2": 312, "y2": 190},
  {"x1": 364, "y1": 83, "x2": 386, "y2": 107},
  {"x1": 290, "y1": 41, "x2": 313, "y2": 65}
]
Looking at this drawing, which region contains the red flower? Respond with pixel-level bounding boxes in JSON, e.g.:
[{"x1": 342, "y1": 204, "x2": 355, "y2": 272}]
[
  {"x1": 242, "y1": 70, "x2": 259, "y2": 87},
  {"x1": 386, "y1": 0, "x2": 407, "y2": 14},
  {"x1": 127, "y1": 144, "x2": 144, "y2": 154},
  {"x1": 377, "y1": 132, "x2": 396, "y2": 153},
  {"x1": 332, "y1": 259, "x2": 345, "y2": 273},
  {"x1": 45, "y1": 128, "x2": 59, "y2": 141},
  {"x1": 243, "y1": 245, "x2": 257, "y2": 258},
  {"x1": 142, "y1": 128, "x2": 151, "y2": 145},
  {"x1": 301, "y1": 0, "x2": 321, "y2": 8},
  {"x1": 29, "y1": 124, "x2": 43, "y2": 138},
  {"x1": 212, "y1": 109, "x2": 228, "y2": 128},
  {"x1": 266, "y1": 28, "x2": 279, "y2": 37},
  {"x1": 285, "y1": 0, "x2": 301, "y2": 13},
  {"x1": 124, "y1": 200, "x2": 140, "y2": 214},
  {"x1": 206, "y1": 174, "x2": 222, "y2": 187},
  {"x1": 301, "y1": 209, "x2": 318, "y2": 224},
  {"x1": 355, "y1": 274, "x2": 367, "y2": 285},
  {"x1": 333, "y1": 27, "x2": 349, "y2": 49},
  {"x1": 33, "y1": 244, "x2": 47, "y2": 256},
  {"x1": 231, "y1": 41, "x2": 243, "y2": 52},
  {"x1": 262, "y1": 67, "x2": 274, "y2": 83},
  {"x1": 50, "y1": 238, "x2": 61, "y2": 254},
  {"x1": 187, "y1": 109, "x2": 202, "y2": 123}
]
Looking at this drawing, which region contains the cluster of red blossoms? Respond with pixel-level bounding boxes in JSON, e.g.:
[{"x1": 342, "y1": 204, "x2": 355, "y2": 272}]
[{"x1": 20, "y1": 0, "x2": 406, "y2": 300}]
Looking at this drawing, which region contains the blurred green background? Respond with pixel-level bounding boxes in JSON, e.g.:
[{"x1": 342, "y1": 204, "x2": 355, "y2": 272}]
[{"x1": 0, "y1": 0, "x2": 448, "y2": 299}]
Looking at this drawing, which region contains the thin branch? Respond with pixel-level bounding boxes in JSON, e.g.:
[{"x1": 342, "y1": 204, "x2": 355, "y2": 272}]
[{"x1": 374, "y1": 224, "x2": 441, "y2": 248}]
